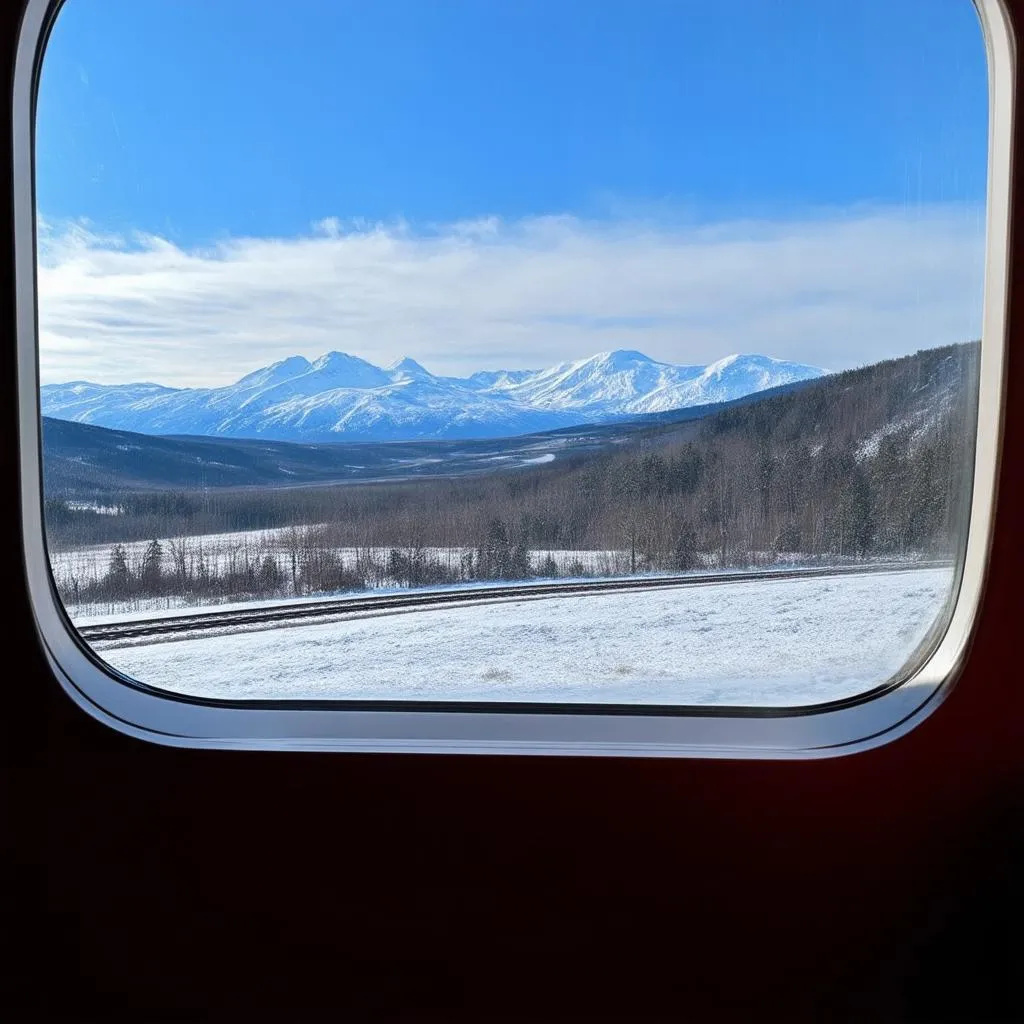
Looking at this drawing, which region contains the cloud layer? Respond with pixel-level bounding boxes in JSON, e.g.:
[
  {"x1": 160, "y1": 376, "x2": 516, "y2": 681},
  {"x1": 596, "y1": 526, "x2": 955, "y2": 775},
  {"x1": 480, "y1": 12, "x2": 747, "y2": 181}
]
[{"x1": 37, "y1": 205, "x2": 986, "y2": 386}]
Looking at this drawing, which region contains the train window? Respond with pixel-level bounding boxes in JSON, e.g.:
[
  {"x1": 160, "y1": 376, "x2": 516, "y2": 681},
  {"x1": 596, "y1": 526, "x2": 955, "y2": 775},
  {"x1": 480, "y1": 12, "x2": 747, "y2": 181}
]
[{"x1": 15, "y1": 0, "x2": 1011, "y2": 755}]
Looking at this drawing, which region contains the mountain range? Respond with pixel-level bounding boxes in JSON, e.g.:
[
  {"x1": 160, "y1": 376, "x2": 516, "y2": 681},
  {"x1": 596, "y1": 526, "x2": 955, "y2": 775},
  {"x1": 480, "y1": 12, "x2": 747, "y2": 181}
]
[{"x1": 40, "y1": 349, "x2": 826, "y2": 443}]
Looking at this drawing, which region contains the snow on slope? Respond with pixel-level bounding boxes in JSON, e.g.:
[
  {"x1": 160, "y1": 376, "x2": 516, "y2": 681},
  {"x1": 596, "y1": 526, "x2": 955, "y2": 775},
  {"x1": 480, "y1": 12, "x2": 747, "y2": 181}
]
[
  {"x1": 485, "y1": 349, "x2": 703, "y2": 412},
  {"x1": 488, "y1": 350, "x2": 824, "y2": 416},
  {"x1": 94, "y1": 567, "x2": 951, "y2": 707},
  {"x1": 41, "y1": 349, "x2": 825, "y2": 443}
]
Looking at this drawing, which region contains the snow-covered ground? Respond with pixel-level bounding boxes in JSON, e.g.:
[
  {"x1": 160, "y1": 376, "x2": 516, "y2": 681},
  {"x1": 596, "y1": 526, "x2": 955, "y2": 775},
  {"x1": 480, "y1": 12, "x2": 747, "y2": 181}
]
[{"x1": 93, "y1": 566, "x2": 954, "y2": 707}]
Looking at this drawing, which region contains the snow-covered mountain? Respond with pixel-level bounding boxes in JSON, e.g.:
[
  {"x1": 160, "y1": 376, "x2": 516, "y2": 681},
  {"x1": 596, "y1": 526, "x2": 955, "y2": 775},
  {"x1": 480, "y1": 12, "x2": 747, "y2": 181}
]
[{"x1": 41, "y1": 350, "x2": 826, "y2": 442}]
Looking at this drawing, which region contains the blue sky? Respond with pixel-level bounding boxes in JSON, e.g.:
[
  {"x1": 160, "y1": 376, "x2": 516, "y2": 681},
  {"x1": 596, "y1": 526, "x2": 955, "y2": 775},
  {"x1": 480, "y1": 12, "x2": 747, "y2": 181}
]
[{"x1": 35, "y1": 0, "x2": 988, "y2": 384}]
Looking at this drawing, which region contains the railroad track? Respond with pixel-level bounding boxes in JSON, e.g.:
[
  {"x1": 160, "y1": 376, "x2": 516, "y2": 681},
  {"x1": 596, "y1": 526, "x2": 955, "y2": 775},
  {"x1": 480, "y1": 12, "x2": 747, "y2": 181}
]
[{"x1": 75, "y1": 560, "x2": 953, "y2": 644}]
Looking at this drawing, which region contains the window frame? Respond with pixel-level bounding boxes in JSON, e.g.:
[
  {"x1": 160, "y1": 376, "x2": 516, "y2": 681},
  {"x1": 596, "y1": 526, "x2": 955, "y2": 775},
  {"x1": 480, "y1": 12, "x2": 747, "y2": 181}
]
[{"x1": 15, "y1": 0, "x2": 1014, "y2": 758}]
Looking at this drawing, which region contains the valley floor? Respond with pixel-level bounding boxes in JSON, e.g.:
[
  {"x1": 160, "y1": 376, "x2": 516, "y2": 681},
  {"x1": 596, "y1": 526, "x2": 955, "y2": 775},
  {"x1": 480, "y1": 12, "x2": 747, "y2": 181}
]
[{"x1": 91, "y1": 566, "x2": 953, "y2": 707}]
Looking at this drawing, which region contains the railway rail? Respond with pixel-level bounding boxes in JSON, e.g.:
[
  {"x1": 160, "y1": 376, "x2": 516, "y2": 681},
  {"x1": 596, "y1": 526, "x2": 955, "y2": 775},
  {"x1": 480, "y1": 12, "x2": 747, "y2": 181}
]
[{"x1": 75, "y1": 560, "x2": 953, "y2": 644}]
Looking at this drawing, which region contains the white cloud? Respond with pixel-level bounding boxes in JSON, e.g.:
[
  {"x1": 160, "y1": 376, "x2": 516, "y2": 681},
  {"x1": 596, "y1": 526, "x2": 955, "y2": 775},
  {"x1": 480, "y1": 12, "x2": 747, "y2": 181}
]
[
  {"x1": 36, "y1": 205, "x2": 986, "y2": 386},
  {"x1": 311, "y1": 216, "x2": 342, "y2": 238}
]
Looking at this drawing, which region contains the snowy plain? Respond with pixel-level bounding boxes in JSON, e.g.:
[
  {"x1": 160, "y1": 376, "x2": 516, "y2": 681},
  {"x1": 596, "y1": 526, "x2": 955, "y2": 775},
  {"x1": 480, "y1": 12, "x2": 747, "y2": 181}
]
[{"x1": 93, "y1": 566, "x2": 954, "y2": 707}]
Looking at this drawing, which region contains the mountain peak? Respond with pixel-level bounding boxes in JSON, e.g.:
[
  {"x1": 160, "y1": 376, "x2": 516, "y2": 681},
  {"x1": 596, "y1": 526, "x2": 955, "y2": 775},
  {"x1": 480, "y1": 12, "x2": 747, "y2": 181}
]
[
  {"x1": 306, "y1": 351, "x2": 392, "y2": 389},
  {"x1": 233, "y1": 354, "x2": 312, "y2": 390},
  {"x1": 388, "y1": 356, "x2": 432, "y2": 377},
  {"x1": 311, "y1": 351, "x2": 374, "y2": 372},
  {"x1": 695, "y1": 353, "x2": 826, "y2": 401},
  {"x1": 703, "y1": 352, "x2": 822, "y2": 375},
  {"x1": 595, "y1": 349, "x2": 657, "y2": 366},
  {"x1": 708, "y1": 352, "x2": 742, "y2": 368}
]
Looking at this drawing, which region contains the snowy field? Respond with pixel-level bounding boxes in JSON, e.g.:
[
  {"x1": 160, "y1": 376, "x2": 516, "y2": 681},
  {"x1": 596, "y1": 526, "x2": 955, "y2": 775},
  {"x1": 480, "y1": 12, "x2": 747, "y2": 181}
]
[
  {"x1": 49, "y1": 523, "x2": 936, "y2": 620},
  {"x1": 50, "y1": 531, "x2": 638, "y2": 601},
  {"x1": 93, "y1": 566, "x2": 954, "y2": 707}
]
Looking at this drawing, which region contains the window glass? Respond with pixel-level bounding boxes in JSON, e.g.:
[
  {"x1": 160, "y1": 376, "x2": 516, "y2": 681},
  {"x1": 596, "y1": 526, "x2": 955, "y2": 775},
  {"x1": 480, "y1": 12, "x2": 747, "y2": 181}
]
[{"x1": 37, "y1": 0, "x2": 986, "y2": 707}]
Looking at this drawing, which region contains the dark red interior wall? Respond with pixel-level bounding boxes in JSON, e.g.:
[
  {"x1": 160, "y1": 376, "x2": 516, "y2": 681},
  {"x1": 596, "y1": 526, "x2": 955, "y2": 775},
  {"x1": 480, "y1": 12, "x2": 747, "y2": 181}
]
[{"x1": 3, "y1": 2, "x2": 1021, "y2": 1019}]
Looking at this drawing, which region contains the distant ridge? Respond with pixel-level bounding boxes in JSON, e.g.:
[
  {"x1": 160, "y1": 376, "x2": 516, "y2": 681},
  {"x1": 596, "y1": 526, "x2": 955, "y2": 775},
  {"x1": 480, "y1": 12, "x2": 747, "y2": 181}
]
[
  {"x1": 40, "y1": 377, "x2": 822, "y2": 494},
  {"x1": 41, "y1": 348, "x2": 825, "y2": 443}
]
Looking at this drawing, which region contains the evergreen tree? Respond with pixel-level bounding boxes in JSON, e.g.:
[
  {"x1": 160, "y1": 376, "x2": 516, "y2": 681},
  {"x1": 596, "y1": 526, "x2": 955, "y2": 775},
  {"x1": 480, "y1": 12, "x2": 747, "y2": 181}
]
[
  {"x1": 139, "y1": 539, "x2": 163, "y2": 593},
  {"x1": 478, "y1": 518, "x2": 512, "y2": 579},
  {"x1": 105, "y1": 543, "x2": 131, "y2": 599},
  {"x1": 838, "y1": 466, "x2": 874, "y2": 557},
  {"x1": 258, "y1": 553, "x2": 282, "y2": 594},
  {"x1": 671, "y1": 519, "x2": 699, "y2": 571}
]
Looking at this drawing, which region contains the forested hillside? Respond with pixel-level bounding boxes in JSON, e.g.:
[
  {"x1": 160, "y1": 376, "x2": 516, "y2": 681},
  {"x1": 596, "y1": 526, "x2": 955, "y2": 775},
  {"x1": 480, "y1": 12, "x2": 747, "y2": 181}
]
[{"x1": 45, "y1": 343, "x2": 979, "y2": 607}]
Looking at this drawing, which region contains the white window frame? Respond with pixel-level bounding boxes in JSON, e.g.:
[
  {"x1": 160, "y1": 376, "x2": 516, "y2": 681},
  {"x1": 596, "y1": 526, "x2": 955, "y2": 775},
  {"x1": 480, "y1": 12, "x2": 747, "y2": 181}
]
[{"x1": 15, "y1": 0, "x2": 1014, "y2": 757}]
